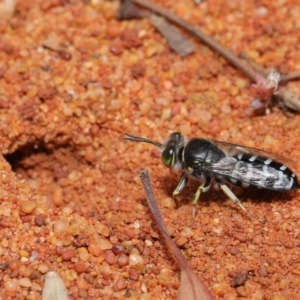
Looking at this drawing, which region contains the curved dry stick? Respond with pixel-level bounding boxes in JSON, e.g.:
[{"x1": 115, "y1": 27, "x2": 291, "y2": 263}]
[
  {"x1": 280, "y1": 72, "x2": 300, "y2": 83},
  {"x1": 139, "y1": 170, "x2": 214, "y2": 300}
]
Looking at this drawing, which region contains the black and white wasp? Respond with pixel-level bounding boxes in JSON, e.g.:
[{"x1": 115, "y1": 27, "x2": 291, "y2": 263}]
[{"x1": 125, "y1": 132, "x2": 300, "y2": 218}]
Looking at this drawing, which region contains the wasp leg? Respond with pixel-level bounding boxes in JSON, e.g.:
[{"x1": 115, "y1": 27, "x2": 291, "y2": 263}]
[
  {"x1": 192, "y1": 178, "x2": 211, "y2": 218},
  {"x1": 173, "y1": 175, "x2": 189, "y2": 207},
  {"x1": 218, "y1": 182, "x2": 253, "y2": 220}
]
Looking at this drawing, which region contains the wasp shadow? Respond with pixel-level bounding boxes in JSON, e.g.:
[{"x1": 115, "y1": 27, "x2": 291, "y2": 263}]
[{"x1": 153, "y1": 172, "x2": 297, "y2": 208}]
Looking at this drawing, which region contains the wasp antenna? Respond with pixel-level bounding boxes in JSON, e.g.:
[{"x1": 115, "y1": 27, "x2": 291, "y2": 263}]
[{"x1": 124, "y1": 133, "x2": 163, "y2": 149}]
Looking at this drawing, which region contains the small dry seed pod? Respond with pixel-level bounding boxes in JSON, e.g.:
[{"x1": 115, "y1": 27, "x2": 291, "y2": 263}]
[{"x1": 42, "y1": 270, "x2": 69, "y2": 300}]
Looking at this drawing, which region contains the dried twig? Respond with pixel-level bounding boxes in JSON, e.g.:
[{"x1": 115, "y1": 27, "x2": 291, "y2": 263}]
[
  {"x1": 239, "y1": 52, "x2": 270, "y2": 77},
  {"x1": 279, "y1": 72, "x2": 300, "y2": 83},
  {"x1": 132, "y1": 0, "x2": 257, "y2": 79},
  {"x1": 240, "y1": 52, "x2": 300, "y2": 84},
  {"x1": 131, "y1": 0, "x2": 300, "y2": 111},
  {"x1": 139, "y1": 170, "x2": 214, "y2": 300}
]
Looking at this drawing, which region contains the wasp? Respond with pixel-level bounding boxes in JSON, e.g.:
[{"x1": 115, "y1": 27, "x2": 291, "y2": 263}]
[{"x1": 125, "y1": 132, "x2": 300, "y2": 219}]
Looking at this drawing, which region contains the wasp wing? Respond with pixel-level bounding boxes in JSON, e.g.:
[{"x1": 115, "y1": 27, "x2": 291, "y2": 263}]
[
  {"x1": 203, "y1": 157, "x2": 289, "y2": 190},
  {"x1": 202, "y1": 153, "x2": 298, "y2": 190},
  {"x1": 208, "y1": 139, "x2": 299, "y2": 171}
]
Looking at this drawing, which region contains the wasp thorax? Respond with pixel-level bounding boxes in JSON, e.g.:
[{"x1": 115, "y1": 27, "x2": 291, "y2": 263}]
[{"x1": 161, "y1": 132, "x2": 185, "y2": 168}]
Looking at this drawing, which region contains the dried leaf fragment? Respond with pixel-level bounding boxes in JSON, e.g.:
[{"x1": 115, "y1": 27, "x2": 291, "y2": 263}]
[
  {"x1": 150, "y1": 14, "x2": 194, "y2": 57},
  {"x1": 139, "y1": 170, "x2": 214, "y2": 300},
  {"x1": 42, "y1": 271, "x2": 69, "y2": 300},
  {"x1": 117, "y1": 0, "x2": 150, "y2": 20},
  {"x1": 118, "y1": 1, "x2": 194, "y2": 57}
]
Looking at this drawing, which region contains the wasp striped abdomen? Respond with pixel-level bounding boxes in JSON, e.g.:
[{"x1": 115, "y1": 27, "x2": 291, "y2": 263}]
[{"x1": 228, "y1": 153, "x2": 300, "y2": 190}]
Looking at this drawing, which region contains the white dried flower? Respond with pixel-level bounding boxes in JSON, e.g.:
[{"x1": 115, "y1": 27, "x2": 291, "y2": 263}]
[
  {"x1": 265, "y1": 70, "x2": 280, "y2": 94},
  {"x1": 251, "y1": 70, "x2": 281, "y2": 101}
]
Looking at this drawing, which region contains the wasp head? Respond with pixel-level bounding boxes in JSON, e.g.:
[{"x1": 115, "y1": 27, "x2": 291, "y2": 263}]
[
  {"x1": 124, "y1": 132, "x2": 185, "y2": 169},
  {"x1": 161, "y1": 132, "x2": 184, "y2": 168}
]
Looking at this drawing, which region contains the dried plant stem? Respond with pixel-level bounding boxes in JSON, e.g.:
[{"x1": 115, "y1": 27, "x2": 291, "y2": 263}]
[
  {"x1": 133, "y1": 0, "x2": 257, "y2": 80},
  {"x1": 280, "y1": 72, "x2": 300, "y2": 83},
  {"x1": 132, "y1": 0, "x2": 300, "y2": 111},
  {"x1": 239, "y1": 52, "x2": 270, "y2": 77},
  {"x1": 139, "y1": 172, "x2": 189, "y2": 270},
  {"x1": 139, "y1": 170, "x2": 167, "y2": 232},
  {"x1": 139, "y1": 170, "x2": 214, "y2": 300},
  {"x1": 240, "y1": 52, "x2": 300, "y2": 84}
]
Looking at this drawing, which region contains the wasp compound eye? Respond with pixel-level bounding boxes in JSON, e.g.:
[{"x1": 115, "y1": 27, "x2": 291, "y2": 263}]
[{"x1": 161, "y1": 147, "x2": 174, "y2": 167}]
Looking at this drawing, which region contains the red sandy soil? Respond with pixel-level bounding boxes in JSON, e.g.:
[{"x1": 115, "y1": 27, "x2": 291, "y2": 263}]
[{"x1": 0, "y1": 1, "x2": 300, "y2": 299}]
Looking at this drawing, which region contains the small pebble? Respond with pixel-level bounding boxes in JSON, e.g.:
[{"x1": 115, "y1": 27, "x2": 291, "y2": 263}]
[
  {"x1": 61, "y1": 249, "x2": 76, "y2": 261},
  {"x1": 56, "y1": 246, "x2": 64, "y2": 256},
  {"x1": 116, "y1": 254, "x2": 129, "y2": 267},
  {"x1": 95, "y1": 222, "x2": 110, "y2": 237},
  {"x1": 125, "y1": 228, "x2": 135, "y2": 239},
  {"x1": 256, "y1": 6, "x2": 268, "y2": 16},
  {"x1": 78, "y1": 248, "x2": 89, "y2": 261},
  {"x1": 234, "y1": 233, "x2": 247, "y2": 242},
  {"x1": 29, "y1": 250, "x2": 39, "y2": 261},
  {"x1": 34, "y1": 214, "x2": 46, "y2": 226},
  {"x1": 74, "y1": 261, "x2": 86, "y2": 274},
  {"x1": 84, "y1": 273, "x2": 94, "y2": 284},
  {"x1": 9, "y1": 270, "x2": 19, "y2": 278},
  {"x1": 111, "y1": 243, "x2": 124, "y2": 255},
  {"x1": 258, "y1": 266, "x2": 268, "y2": 277},
  {"x1": 103, "y1": 250, "x2": 115, "y2": 265},
  {"x1": 78, "y1": 289, "x2": 88, "y2": 298},
  {"x1": 29, "y1": 270, "x2": 42, "y2": 280},
  {"x1": 157, "y1": 268, "x2": 170, "y2": 287},
  {"x1": 129, "y1": 253, "x2": 144, "y2": 272},
  {"x1": 0, "y1": 261, "x2": 9, "y2": 270},
  {"x1": 21, "y1": 201, "x2": 37, "y2": 214},
  {"x1": 176, "y1": 236, "x2": 188, "y2": 247},
  {"x1": 88, "y1": 243, "x2": 102, "y2": 257},
  {"x1": 19, "y1": 250, "x2": 29, "y2": 258},
  {"x1": 230, "y1": 246, "x2": 239, "y2": 255},
  {"x1": 140, "y1": 293, "x2": 151, "y2": 300},
  {"x1": 8, "y1": 260, "x2": 20, "y2": 271},
  {"x1": 38, "y1": 264, "x2": 49, "y2": 274},
  {"x1": 19, "y1": 277, "x2": 32, "y2": 288},
  {"x1": 54, "y1": 219, "x2": 70, "y2": 237},
  {"x1": 4, "y1": 279, "x2": 19, "y2": 292},
  {"x1": 230, "y1": 272, "x2": 249, "y2": 287},
  {"x1": 98, "y1": 239, "x2": 112, "y2": 250},
  {"x1": 161, "y1": 197, "x2": 176, "y2": 209},
  {"x1": 236, "y1": 286, "x2": 247, "y2": 297},
  {"x1": 113, "y1": 278, "x2": 127, "y2": 292},
  {"x1": 129, "y1": 269, "x2": 139, "y2": 281}
]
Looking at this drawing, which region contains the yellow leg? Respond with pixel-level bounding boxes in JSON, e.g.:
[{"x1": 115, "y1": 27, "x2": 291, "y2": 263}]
[
  {"x1": 192, "y1": 182, "x2": 211, "y2": 218},
  {"x1": 219, "y1": 183, "x2": 261, "y2": 221}
]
